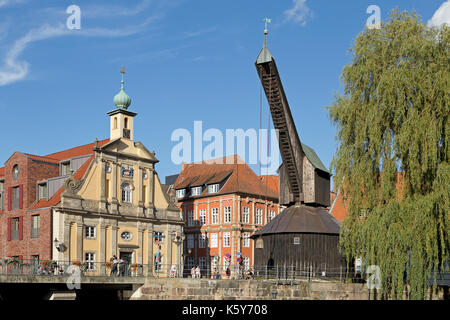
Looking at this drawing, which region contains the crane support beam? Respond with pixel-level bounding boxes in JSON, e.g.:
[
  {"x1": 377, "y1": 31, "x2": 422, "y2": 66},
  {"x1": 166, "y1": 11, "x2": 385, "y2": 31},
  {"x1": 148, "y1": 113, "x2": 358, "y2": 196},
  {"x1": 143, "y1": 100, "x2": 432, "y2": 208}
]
[{"x1": 255, "y1": 58, "x2": 304, "y2": 205}]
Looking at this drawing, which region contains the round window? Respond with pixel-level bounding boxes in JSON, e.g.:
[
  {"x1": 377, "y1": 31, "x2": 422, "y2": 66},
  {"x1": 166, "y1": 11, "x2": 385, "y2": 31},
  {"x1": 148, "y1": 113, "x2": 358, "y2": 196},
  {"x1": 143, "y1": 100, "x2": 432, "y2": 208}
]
[{"x1": 120, "y1": 231, "x2": 133, "y2": 241}]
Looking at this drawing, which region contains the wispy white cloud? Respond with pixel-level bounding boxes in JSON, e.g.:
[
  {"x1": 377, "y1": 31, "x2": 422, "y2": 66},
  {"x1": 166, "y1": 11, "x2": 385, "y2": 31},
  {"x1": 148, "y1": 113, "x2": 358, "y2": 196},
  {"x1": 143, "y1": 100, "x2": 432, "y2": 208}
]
[
  {"x1": 0, "y1": 1, "x2": 165, "y2": 86},
  {"x1": 428, "y1": 0, "x2": 450, "y2": 27},
  {"x1": 284, "y1": 0, "x2": 312, "y2": 27},
  {"x1": 0, "y1": 0, "x2": 27, "y2": 8},
  {"x1": 0, "y1": 24, "x2": 67, "y2": 86}
]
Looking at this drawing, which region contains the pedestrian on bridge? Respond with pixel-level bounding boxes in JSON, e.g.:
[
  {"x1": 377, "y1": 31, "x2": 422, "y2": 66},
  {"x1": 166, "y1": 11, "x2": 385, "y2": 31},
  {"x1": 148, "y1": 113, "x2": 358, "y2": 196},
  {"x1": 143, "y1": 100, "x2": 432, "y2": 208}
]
[{"x1": 110, "y1": 256, "x2": 118, "y2": 277}]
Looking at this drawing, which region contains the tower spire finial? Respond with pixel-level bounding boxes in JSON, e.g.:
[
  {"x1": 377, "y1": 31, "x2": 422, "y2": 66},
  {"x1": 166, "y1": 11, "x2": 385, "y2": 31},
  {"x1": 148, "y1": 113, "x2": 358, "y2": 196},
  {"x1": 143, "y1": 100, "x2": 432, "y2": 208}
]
[
  {"x1": 263, "y1": 18, "x2": 271, "y2": 49},
  {"x1": 264, "y1": 17, "x2": 271, "y2": 34},
  {"x1": 120, "y1": 66, "x2": 126, "y2": 88},
  {"x1": 256, "y1": 18, "x2": 273, "y2": 64}
]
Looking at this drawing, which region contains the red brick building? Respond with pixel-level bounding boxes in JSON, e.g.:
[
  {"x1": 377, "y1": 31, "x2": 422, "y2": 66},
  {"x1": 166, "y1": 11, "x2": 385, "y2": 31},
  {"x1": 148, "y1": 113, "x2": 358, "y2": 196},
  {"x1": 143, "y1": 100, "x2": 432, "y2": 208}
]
[
  {"x1": 0, "y1": 139, "x2": 109, "y2": 262},
  {"x1": 173, "y1": 155, "x2": 280, "y2": 276},
  {"x1": 329, "y1": 173, "x2": 406, "y2": 222}
]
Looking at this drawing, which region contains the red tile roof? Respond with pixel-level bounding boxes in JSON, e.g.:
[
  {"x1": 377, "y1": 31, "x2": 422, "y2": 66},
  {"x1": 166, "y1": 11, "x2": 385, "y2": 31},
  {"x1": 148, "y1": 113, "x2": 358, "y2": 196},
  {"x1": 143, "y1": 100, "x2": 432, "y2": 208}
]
[
  {"x1": 0, "y1": 139, "x2": 109, "y2": 179},
  {"x1": 259, "y1": 175, "x2": 279, "y2": 195},
  {"x1": 23, "y1": 153, "x2": 60, "y2": 164},
  {"x1": 174, "y1": 155, "x2": 278, "y2": 200},
  {"x1": 45, "y1": 138, "x2": 109, "y2": 160},
  {"x1": 31, "y1": 155, "x2": 94, "y2": 210}
]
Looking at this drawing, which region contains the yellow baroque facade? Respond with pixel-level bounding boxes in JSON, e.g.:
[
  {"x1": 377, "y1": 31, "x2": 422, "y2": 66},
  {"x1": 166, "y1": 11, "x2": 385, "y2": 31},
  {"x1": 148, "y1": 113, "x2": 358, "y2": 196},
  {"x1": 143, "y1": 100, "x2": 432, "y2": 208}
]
[{"x1": 51, "y1": 77, "x2": 184, "y2": 276}]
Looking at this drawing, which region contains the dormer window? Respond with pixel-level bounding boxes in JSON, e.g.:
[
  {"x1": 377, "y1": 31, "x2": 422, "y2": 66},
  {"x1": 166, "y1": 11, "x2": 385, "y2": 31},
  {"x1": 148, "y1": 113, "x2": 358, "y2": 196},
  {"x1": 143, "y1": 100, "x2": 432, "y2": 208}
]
[
  {"x1": 61, "y1": 162, "x2": 71, "y2": 176},
  {"x1": 191, "y1": 186, "x2": 202, "y2": 196},
  {"x1": 38, "y1": 183, "x2": 47, "y2": 200},
  {"x1": 176, "y1": 189, "x2": 185, "y2": 199},
  {"x1": 208, "y1": 184, "x2": 219, "y2": 194}
]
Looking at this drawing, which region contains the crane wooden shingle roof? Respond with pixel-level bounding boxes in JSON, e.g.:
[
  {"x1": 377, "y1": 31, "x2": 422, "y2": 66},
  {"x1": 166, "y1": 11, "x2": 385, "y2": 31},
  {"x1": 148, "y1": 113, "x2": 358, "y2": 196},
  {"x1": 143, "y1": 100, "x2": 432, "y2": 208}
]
[
  {"x1": 252, "y1": 205, "x2": 341, "y2": 237},
  {"x1": 174, "y1": 155, "x2": 278, "y2": 200}
]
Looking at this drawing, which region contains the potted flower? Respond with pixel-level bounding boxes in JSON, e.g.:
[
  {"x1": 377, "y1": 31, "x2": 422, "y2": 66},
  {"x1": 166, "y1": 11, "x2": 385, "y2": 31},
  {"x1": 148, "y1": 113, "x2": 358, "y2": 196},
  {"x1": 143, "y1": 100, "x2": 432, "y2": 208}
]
[
  {"x1": 130, "y1": 263, "x2": 142, "y2": 276},
  {"x1": 73, "y1": 260, "x2": 82, "y2": 267}
]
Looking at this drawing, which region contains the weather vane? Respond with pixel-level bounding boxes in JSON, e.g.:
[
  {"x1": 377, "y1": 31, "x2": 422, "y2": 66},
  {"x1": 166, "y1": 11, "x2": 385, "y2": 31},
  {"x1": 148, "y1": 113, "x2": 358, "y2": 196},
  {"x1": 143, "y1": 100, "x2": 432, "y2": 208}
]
[
  {"x1": 120, "y1": 66, "x2": 126, "y2": 81},
  {"x1": 264, "y1": 17, "x2": 272, "y2": 34}
]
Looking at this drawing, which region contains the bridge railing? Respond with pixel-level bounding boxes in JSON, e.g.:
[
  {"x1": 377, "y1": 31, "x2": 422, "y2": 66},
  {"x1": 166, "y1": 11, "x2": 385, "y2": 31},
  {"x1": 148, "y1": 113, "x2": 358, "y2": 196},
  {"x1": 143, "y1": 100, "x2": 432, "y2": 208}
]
[
  {"x1": 0, "y1": 259, "x2": 149, "y2": 278},
  {"x1": 1, "y1": 259, "x2": 367, "y2": 282}
]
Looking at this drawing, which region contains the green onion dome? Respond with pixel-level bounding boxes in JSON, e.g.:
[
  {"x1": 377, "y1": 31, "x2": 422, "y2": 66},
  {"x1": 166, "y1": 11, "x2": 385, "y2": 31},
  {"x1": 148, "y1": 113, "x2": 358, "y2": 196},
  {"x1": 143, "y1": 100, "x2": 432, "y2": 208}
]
[{"x1": 113, "y1": 80, "x2": 131, "y2": 109}]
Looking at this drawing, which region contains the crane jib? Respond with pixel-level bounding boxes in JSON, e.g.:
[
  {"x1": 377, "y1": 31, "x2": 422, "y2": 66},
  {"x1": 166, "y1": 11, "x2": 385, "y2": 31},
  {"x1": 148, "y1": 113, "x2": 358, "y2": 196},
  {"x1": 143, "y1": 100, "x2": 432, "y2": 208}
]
[{"x1": 255, "y1": 58, "x2": 305, "y2": 205}]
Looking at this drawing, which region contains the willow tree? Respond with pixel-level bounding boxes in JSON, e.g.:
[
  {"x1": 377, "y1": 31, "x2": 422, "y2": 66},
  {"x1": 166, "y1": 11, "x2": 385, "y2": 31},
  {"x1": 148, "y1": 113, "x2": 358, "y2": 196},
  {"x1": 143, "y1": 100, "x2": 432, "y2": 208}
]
[{"x1": 328, "y1": 10, "x2": 449, "y2": 300}]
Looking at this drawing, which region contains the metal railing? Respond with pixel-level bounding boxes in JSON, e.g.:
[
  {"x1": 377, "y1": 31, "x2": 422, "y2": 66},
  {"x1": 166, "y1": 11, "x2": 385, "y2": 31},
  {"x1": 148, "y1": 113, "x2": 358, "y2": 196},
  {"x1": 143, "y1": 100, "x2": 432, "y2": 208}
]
[
  {"x1": 0, "y1": 259, "x2": 148, "y2": 278},
  {"x1": 0, "y1": 259, "x2": 365, "y2": 283}
]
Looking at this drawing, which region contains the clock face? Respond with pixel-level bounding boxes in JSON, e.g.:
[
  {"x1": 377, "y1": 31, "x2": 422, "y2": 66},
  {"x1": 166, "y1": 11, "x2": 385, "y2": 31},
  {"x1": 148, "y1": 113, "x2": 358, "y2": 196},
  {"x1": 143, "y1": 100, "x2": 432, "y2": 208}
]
[{"x1": 121, "y1": 231, "x2": 132, "y2": 241}]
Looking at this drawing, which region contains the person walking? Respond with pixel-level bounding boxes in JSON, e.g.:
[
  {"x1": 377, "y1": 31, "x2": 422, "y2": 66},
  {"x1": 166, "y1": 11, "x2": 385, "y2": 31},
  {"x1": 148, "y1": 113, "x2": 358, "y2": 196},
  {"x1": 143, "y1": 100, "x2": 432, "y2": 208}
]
[
  {"x1": 110, "y1": 255, "x2": 118, "y2": 277},
  {"x1": 119, "y1": 258, "x2": 126, "y2": 277},
  {"x1": 195, "y1": 265, "x2": 201, "y2": 278}
]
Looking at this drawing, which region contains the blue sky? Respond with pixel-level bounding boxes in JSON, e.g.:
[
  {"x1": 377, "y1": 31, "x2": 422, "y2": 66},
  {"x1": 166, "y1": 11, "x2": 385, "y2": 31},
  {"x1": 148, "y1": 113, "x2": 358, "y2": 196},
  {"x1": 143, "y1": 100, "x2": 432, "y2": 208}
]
[{"x1": 0, "y1": 0, "x2": 448, "y2": 185}]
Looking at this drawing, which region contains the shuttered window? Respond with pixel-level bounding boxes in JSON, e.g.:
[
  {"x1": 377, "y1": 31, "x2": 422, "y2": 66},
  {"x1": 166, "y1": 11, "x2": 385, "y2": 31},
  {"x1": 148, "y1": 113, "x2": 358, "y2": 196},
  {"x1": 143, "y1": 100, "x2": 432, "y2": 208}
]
[{"x1": 11, "y1": 217, "x2": 20, "y2": 240}]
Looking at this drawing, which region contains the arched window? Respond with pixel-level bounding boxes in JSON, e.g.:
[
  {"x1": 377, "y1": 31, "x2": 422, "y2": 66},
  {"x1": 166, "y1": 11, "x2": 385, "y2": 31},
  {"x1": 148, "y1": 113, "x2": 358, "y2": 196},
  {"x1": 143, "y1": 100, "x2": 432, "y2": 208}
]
[
  {"x1": 12, "y1": 165, "x2": 19, "y2": 180},
  {"x1": 121, "y1": 183, "x2": 132, "y2": 203},
  {"x1": 124, "y1": 117, "x2": 128, "y2": 129},
  {"x1": 113, "y1": 117, "x2": 118, "y2": 129}
]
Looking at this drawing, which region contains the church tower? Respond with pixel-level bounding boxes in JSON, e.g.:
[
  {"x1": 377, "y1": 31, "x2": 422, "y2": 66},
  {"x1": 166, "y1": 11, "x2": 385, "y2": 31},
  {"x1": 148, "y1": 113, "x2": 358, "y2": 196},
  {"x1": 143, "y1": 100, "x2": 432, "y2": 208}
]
[{"x1": 107, "y1": 67, "x2": 137, "y2": 141}]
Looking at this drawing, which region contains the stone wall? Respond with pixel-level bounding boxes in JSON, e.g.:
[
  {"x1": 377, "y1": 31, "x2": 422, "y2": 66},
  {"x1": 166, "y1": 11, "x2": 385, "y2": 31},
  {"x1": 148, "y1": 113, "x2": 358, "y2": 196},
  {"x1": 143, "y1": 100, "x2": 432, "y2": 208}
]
[{"x1": 130, "y1": 278, "x2": 369, "y2": 300}]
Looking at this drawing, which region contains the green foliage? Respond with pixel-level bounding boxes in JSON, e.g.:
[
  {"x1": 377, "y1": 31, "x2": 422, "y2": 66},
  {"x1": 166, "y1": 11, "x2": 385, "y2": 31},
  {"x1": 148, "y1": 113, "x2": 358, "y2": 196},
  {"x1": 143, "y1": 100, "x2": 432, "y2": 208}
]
[{"x1": 328, "y1": 9, "x2": 449, "y2": 299}]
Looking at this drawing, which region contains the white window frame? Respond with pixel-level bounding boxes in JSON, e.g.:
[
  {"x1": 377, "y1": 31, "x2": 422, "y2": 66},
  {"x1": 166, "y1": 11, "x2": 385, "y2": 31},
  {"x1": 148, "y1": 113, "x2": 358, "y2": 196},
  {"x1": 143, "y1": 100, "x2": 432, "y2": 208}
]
[
  {"x1": 85, "y1": 252, "x2": 96, "y2": 271},
  {"x1": 199, "y1": 209, "x2": 206, "y2": 225},
  {"x1": 269, "y1": 210, "x2": 276, "y2": 222},
  {"x1": 223, "y1": 232, "x2": 231, "y2": 247},
  {"x1": 176, "y1": 189, "x2": 186, "y2": 199},
  {"x1": 243, "y1": 232, "x2": 250, "y2": 247},
  {"x1": 224, "y1": 206, "x2": 231, "y2": 223},
  {"x1": 121, "y1": 183, "x2": 132, "y2": 203},
  {"x1": 211, "y1": 208, "x2": 219, "y2": 224},
  {"x1": 191, "y1": 186, "x2": 202, "y2": 196},
  {"x1": 208, "y1": 184, "x2": 219, "y2": 194},
  {"x1": 256, "y1": 208, "x2": 263, "y2": 225},
  {"x1": 242, "y1": 206, "x2": 249, "y2": 223},
  {"x1": 210, "y1": 233, "x2": 218, "y2": 248},
  {"x1": 85, "y1": 226, "x2": 96, "y2": 239}
]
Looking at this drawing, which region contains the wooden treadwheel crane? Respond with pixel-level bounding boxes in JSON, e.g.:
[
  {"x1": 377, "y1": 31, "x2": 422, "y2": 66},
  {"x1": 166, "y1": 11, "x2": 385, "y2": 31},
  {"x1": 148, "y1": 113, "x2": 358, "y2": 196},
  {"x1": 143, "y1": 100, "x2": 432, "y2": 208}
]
[{"x1": 255, "y1": 23, "x2": 330, "y2": 208}]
